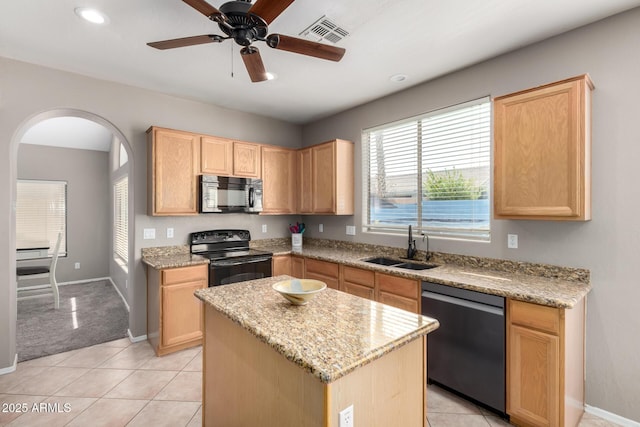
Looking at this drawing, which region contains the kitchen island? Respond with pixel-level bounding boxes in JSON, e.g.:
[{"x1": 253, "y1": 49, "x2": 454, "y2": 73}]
[{"x1": 194, "y1": 275, "x2": 439, "y2": 427}]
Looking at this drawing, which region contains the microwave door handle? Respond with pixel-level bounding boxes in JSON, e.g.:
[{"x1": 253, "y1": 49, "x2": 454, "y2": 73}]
[{"x1": 248, "y1": 187, "x2": 255, "y2": 208}]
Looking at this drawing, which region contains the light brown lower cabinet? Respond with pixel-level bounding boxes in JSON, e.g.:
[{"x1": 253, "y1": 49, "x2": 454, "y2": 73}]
[
  {"x1": 147, "y1": 264, "x2": 207, "y2": 356},
  {"x1": 342, "y1": 266, "x2": 375, "y2": 300},
  {"x1": 291, "y1": 255, "x2": 305, "y2": 278},
  {"x1": 507, "y1": 298, "x2": 586, "y2": 427},
  {"x1": 272, "y1": 254, "x2": 292, "y2": 276},
  {"x1": 304, "y1": 258, "x2": 340, "y2": 290},
  {"x1": 376, "y1": 273, "x2": 420, "y2": 313}
]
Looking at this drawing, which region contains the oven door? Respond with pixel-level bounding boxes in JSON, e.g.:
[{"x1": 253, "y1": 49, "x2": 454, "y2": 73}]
[{"x1": 209, "y1": 256, "x2": 272, "y2": 286}]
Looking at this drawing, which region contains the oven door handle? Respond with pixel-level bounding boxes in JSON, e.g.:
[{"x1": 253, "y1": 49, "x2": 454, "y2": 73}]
[{"x1": 210, "y1": 256, "x2": 272, "y2": 267}]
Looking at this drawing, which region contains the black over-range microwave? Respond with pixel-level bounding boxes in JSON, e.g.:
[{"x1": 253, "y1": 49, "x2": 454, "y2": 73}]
[{"x1": 199, "y1": 175, "x2": 263, "y2": 213}]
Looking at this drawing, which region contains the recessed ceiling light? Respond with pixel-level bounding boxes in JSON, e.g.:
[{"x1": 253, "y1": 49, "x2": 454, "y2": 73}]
[
  {"x1": 390, "y1": 74, "x2": 408, "y2": 83},
  {"x1": 74, "y1": 7, "x2": 109, "y2": 24}
]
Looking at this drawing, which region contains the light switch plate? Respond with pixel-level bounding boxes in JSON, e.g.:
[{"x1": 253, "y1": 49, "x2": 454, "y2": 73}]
[
  {"x1": 143, "y1": 228, "x2": 156, "y2": 239},
  {"x1": 346, "y1": 225, "x2": 356, "y2": 235},
  {"x1": 167, "y1": 228, "x2": 174, "y2": 238},
  {"x1": 262, "y1": 224, "x2": 268, "y2": 233},
  {"x1": 319, "y1": 224, "x2": 324, "y2": 233}
]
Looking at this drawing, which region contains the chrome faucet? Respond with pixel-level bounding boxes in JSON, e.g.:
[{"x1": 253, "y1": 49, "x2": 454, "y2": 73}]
[{"x1": 407, "y1": 225, "x2": 417, "y2": 259}]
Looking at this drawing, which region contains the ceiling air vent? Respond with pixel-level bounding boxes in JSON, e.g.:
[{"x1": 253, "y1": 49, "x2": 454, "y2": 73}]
[{"x1": 299, "y1": 16, "x2": 349, "y2": 44}]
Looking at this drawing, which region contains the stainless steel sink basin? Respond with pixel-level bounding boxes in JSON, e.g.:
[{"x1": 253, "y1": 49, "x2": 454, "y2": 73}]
[
  {"x1": 362, "y1": 257, "x2": 403, "y2": 266},
  {"x1": 393, "y1": 262, "x2": 439, "y2": 270}
]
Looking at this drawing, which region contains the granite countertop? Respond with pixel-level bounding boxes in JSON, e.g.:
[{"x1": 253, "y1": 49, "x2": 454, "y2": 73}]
[
  {"x1": 195, "y1": 275, "x2": 439, "y2": 384},
  {"x1": 255, "y1": 241, "x2": 591, "y2": 309},
  {"x1": 141, "y1": 245, "x2": 209, "y2": 269}
]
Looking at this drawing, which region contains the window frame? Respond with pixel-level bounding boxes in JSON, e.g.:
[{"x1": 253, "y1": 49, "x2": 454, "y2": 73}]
[
  {"x1": 113, "y1": 175, "x2": 128, "y2": 267},
  {"x1": 362, "y1": 97, "x2": 491, "y2": 241}
]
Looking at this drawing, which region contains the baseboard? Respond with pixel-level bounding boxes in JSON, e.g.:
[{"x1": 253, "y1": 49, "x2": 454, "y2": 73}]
[
  {"x1": 128, "y1": 329, "x2": 147, "y2": 343},
  {"x1": 586, "y1": 405, "x2": 640, "y2": 426},
  {"x1": 0, "y1": 354, "x2": 18, "y2": 376},
  {"x1": 108, "y1": 278, "x2": 130, "y2": 312},
  {"x1": 18, "y1": 276, "x2": 112, "y2": 290}
]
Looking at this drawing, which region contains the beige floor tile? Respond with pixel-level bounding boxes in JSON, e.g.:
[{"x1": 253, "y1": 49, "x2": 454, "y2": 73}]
[
  {"x1": 182, "y1": 351, "x2": 203, "y2": 372},
  {"x1": 0, "y1": 394, "x2": 47, "y2": 425},
  {"x1": 187, "y1": 405, "x2": 202, "y2": 427},
  {"x1": 104, "y1": 370, "x2": 178, "y2": 400},
  {"x1": 65, "y1": 398, "x2": 147, "y2": 427},
  {"x1": 427, "y1": 386, "x2": 482, "y2": 415},
  {"x1": 0, "y1": 366, "x2": 47, "y2": 393},
  {"x1": 98, "y1": 341, "x2": 155, "y2": 369},
  {"x1": 94, "y1": 337, "x2": 132, "y2": 348},
  {"x1": 7, "y1": 366, "x2": 89, "y2": 395},
  {"x1": 485, "y1": 415, "x2": 512, "y2": 426},
  {"x1": 6, "y1": 396, "x2": 96, "y2": 427},
  {"x1": 127, "y1": 400, "x2": 201, "y2": 427},
  {"x1": 579, "y1": 416, "x2": 622, "y2": 427},
  {"x1": 139, "y1": 347, "x2": 201, "y2": 371},
  {"x1": 53, "y1": 368, "x2": 133, "y2": 398},
  {"x1": 17, "y1": 349, "x2": 80, "y2": 368},
  {"x1": 428, "y1": 413, "x2": 490, "y2": 427},
  {"x1": 56, "y1": 346, "x2": 124, "y2": 369},
  {"x1": 154, "y1": 371, "x2": 202, "y2": 402}
]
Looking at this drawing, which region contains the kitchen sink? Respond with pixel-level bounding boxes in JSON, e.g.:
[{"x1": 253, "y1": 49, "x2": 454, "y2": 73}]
[
  {"x1": 362, "y1": 257, "x2": 403, "y2": 266},
  {"x1": 393, "y1": 262, "x2": 439, "y2": 270}
]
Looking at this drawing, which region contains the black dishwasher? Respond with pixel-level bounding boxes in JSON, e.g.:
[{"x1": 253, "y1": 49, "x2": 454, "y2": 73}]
[{"x1": 422, "y1": 281, "x2": 505, "y2": 415}]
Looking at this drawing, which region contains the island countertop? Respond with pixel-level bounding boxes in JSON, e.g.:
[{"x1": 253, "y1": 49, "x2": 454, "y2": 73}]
[{"x1": 195, "y1": 275, "x2": 439, "y2": 383}]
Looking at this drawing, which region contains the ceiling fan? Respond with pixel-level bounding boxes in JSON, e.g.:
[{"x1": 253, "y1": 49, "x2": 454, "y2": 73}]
[{"x1": 148, "y1": 0, "x2": 347, "y2": 82}]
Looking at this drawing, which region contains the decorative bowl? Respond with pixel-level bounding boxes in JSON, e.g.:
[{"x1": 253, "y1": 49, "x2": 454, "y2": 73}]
[{"x1": 272, "y1": 279, "x2": 327, "y2": 305}]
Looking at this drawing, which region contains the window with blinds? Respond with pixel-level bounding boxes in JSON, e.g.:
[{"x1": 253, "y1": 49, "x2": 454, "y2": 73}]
[
  {"x1": 114, "y1": 176, "x2": 128, "y2": 265},
  {"x1": 363, "y1": 97, "x2": 491, "y2": 240},
  {"x1": 16, "y1": 180, "x2": 67, "y2": 255}
]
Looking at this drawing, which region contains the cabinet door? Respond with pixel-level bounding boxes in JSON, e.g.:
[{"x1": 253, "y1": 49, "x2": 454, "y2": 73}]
[
  {"x1": 305, "y1": 259, "x2": 340, "y2": 290},
  {"x1": 272, "y1": 255, "x2": 292, "y2": 276},
  {"x1": 494, "y1": 75, "x2": 592, "y2": 220},
  {"x1": 312, "y1": 142, "x2": 336, "y2": 213},
  {"x1": 377, "y1": 273, "x2": 420, "y2": 313},
  {"x1": 161, "y1": 280, "x2": 205, "y2": 347},
  {"x1": 508, "y1": 324, "x2": 560, "y2": 427},
  {"x1": 291, "y1": 256, "x2": 305, "y2": 278},
  {"x1": 148, "y1": 128, "x2": 200, "y2": 215},
  {"x1": 261, "y1": 146, "x2": 297, "y2": 214},
  {"x1": 298, "y1": 148, "x2": 313, "y2": 213},
  {"x1": 201, "y1": 136, "x2": 233, "y2": 175},
  {"x1": 233, "y1": 141, "x2": 261, "y2": 178}
]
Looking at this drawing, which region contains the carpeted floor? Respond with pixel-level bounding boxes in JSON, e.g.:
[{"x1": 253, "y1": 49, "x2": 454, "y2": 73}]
[{"x1": 17, "y1": 280, "x2": 129, "y2": 362}]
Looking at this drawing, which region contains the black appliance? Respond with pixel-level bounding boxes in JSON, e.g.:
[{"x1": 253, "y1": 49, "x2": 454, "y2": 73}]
[
  {"x1": 199, "y1": 175, "x2": 263, "y2": 213},
  {"x1": 422, "y1": 281, "x2": 506, "y2": 415},
  {"x1": 190, "y1": 229, "x2": 272, "y2": 287}
]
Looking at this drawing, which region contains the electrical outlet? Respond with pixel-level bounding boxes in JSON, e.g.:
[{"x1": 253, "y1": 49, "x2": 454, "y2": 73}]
[
  {"x1": 74, "y1": 262, "x2": 80, "y2": 270},
  {"x1": 319, "y1": 224, "x2": 324, "y2": 233},
  {"x1": 508, "y1": 234, "x2": 518, "y2": 249},
  {"x1": 167, "y1": 228, "x2": 174, "y2": 238},
  {"x1": 125, "y1": 279, "x2": 128, "y2": 289},
  {"x1": 346, "y1": 225, "x2": 356, "y2": 235},
  {"x1": 339, "y1": 405, "x2": 354, "y2": 427},
  {"x1": 143, "y1": 228, "x2": 156, "y2": 239},
  {"x1": 262, "y1": 224, "x2": 268, "y2": 233}
]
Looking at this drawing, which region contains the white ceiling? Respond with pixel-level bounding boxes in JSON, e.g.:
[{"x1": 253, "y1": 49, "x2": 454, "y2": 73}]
[
  {"x1": 1, "y1": 0, "x2": 639, "y2": 126},
  {"x1": 21, "y1": 117, "x2": 114, "y2": 152}
]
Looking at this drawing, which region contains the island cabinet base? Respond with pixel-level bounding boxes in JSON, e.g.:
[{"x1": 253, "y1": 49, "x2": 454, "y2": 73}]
[{"x1": 203, "y1": 306, "x2": 427, "y2": 427}]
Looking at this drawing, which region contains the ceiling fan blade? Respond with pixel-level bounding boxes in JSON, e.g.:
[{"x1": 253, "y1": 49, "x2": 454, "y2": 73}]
[
  {"x1": 248, "y1": 0, "x2": 294, "y2": 24},
  {"x1": 147, "y1": 35, "x2": 222, "y2": 50},
  {"x1": 182, "y1": 0, "x2": 225, "y2": 21},
  {"x1": 240, "y1": 47, "x2": 269, "y2": 82},
  {"x1": 266, "y1": 34, "x2": 345, "y2": 62}
]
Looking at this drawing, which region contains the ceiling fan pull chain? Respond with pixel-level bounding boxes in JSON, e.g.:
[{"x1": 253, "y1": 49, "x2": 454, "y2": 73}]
[{"x1": 230, "y1": 42, "x2": 234, "y2": 78}]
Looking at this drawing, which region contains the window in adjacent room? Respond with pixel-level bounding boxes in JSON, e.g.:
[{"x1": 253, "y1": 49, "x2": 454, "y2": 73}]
[
  {"x1": 16, "y1": 180, "x2": 68, "y2": 255},
  {"x1": 363, "y1": 97, "x2": 491, "y2": 240},
  {"x1": 114, "y1": 176, "x2": 128, "y2": 266}
]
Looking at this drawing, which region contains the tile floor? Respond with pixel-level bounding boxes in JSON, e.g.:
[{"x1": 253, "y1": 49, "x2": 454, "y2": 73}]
[{"x1": 0, "y1": 338, "x2": 621, "y2": 426}]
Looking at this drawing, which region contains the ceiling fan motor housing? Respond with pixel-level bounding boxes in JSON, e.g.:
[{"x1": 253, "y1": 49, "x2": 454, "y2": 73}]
[{"x1": 218, "y1": 0, "x2": 268, "y2": 46}]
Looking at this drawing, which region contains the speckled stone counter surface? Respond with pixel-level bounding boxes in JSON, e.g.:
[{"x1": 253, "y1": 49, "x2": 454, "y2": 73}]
[
  {"x1": 252, "y1": 238, "x2": 591, "y2": 309},
  {"x1": 141, "y1": 245, "x2": 209, "y2": 269},
  {"x1": 195, "y1": 275, "x2": 439, "y2": 383}
]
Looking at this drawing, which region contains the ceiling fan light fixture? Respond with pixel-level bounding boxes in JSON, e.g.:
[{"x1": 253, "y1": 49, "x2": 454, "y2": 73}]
[
  {"x1": 266, "y1": 72, "x2": 277, "y2": 81},
  {"x1": 74, "y1": 7, "x2": 109, "y2": 25}
]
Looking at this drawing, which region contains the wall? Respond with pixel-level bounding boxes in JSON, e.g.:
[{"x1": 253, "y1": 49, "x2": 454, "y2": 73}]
[
  {"x1": 0, "y1": 57, "x2": 302, "y2": 373},
  {"x1": 301, "y1": 7, "x2": 640, "y2": 422},
  {"x1": 17, "y1": 144, "x2": 110, "y2": 284}
]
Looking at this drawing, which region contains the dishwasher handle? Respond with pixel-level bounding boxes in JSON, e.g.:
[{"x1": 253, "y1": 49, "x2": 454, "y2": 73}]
[{"x1": 422, "y1": 291, "x2": 504, "y2": 316}]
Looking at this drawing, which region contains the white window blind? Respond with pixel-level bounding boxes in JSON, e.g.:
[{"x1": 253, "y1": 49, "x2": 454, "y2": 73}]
[
  {"x1": 363, "y1": 98, "x2": 491, "y2": 240},
  {"x1": 16, "y1": 180, "x2": 67, "y2": 255},
  {"x1": 114, "y1": 176, "x2": 128, "y2": 264}
]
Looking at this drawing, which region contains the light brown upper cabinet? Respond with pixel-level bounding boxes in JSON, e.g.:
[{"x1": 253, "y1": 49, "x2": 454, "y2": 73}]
[
  {"x1": 201, "y1": 138, "x2": 261, "y2": 178},
  {"x1": 494, "y1": 75, "x2": 593, "y2": 221},
  {"x1": 261, "y1": 145, "x2": 297, "y2": 214},
  {"x1": 147, "y1": 126, "x2": 200, "y2": 216},
  {"x1": 298, "y1": 139, "x2": 354, "y2": 215}
]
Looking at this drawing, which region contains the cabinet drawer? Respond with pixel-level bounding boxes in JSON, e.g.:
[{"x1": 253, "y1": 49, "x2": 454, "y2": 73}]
[
  {"x1": 344, "y1": 282, "x2": 375, "y2": 300},
  {"x1": 306, "y1": 272, "x2": 339, "y2": 290},
  {"x1": 377, "y1": 273, "x2": 419, "y2": 300},
  {"x1": 305, "y1": 258, "x2": 339, "y2": 278},
  {"x1": 379, "y1": 291, "x2": 419, "y2": 313},
  {"x1": 343, "y1": 266, "x2": 374, "y2": 288},
  {"x1": 162, "y1": 264, "x2": 208, "y2": 286},
  {"x1": 509, "y1": 299, "x2": 561, "y2": 335}
]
